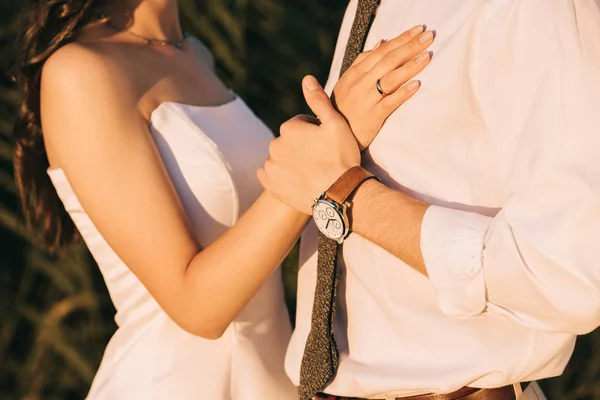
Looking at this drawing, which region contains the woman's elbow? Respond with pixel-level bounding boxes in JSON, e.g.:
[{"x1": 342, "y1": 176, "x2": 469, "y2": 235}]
[
  {"x1": 190, "y1": 326, "x2": 228, "y2": 340},
  {"x1": 169, "y1": 310, "x2": 230, "y2": 340}
]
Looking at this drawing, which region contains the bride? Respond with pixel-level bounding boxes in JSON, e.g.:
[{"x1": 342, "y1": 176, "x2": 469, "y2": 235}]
[{"x1": 13, "y1": 0, "x2": 433, "y2": 398}]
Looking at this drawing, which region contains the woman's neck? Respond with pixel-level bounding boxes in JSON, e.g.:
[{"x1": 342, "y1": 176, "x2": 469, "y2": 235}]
[{"x1": 109, "y1": 0, "x2": 183, "y2": 42}]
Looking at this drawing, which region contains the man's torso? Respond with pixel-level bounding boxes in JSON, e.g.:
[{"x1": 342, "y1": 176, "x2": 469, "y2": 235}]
[{"x1": 286, "y1": 0, "x2": 583, "y2": 397}]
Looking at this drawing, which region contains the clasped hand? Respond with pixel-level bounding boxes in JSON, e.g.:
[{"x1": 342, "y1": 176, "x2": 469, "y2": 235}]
[{"x1": 258, "y1": 25, "x2": 435, "y2": 215}]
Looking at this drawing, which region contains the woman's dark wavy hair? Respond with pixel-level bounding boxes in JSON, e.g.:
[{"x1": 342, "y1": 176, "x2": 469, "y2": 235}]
[{"x1": 13, "y1": 0, "x2": 105, "y2": 251}]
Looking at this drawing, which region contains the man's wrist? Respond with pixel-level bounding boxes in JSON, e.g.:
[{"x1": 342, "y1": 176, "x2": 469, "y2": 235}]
[
  {"x1": 348, "y1": 178, "x2": 429, "y2": 237},
  {"x1": 311, "y1": 166, "x2": 376, "y2": 242},
  {"x1": 346, "y1": 178, "x2": 381, "y2": 233},
  {"x1": 347, "y1": 176, "x2": 380, "y2": 202},
  {"x1": 323, "y1": 166, "x2": 376, "y2": 204}
]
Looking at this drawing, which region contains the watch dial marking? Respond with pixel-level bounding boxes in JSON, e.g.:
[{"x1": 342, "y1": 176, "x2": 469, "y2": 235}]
[{"x1": 312, "y1": 201, "x2": 345, "y2": 240}]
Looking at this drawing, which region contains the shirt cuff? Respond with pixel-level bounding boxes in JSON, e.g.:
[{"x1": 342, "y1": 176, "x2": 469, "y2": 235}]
[{"x1": 420, "y1": 205, "x2": 493, "y2": 318}]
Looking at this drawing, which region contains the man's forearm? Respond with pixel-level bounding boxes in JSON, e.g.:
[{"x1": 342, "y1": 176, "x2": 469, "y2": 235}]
[{"x1": 349, "y1": 179, "x2": 429, "y2": 276}]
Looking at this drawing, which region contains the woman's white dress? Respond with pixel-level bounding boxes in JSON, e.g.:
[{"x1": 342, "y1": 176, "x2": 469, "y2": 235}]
[{"x1": 47, "y1": 96, "x2": 296, "y2": 400}]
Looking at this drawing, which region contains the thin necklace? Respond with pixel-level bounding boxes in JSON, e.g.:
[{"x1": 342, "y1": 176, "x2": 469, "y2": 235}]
[{"x1": 104, "y1": 18, "x2": 185, "y2": 49}]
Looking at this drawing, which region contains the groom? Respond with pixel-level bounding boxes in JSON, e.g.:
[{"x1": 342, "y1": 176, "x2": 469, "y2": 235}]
[{"x1": 259, "y1": 0, "x2": 600, "y2": 399}]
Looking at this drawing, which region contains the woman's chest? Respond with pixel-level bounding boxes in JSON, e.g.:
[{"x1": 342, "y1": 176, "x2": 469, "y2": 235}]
[{"x1": 150, "y1": 100, "x2": 273, "y2": 245}]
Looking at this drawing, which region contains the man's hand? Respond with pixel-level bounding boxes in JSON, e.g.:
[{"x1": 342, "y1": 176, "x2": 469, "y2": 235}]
[
  {"x1": 332, "y1": 25, "x2": 435, "y2": 150},
  {"x1": 258, "y1": 76, "x2": 360, "y2": 215}
]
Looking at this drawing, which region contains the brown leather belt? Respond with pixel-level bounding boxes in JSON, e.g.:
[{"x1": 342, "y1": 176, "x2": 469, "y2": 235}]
[{"x1": 316, "y1": 383, "x2": 530, "y2": 400}]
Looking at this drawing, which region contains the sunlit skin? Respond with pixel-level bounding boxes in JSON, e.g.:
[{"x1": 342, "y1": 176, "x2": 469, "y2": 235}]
[
  {"x1": 41, "y1": 0, "x2": 434, "y2": 338},
  {"x1": 258, "y1": 76, "x2": 429, "y2": 276}
]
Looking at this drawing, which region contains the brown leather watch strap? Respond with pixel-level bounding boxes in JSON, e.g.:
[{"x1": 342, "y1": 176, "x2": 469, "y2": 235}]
[{"x1": 326, "y1": 166, "x2": 377, "y2": 205}]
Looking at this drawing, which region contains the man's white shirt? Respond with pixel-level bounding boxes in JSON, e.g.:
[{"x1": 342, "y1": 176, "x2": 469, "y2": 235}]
[{"x1": 285, "y1": 0, "x2": 600, "y2": 398}]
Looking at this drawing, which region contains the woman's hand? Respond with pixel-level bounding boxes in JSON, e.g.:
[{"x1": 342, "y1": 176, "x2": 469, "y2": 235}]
[
  {"x1": 258, "y1": 77, "x2": 360, "y2": 214},
  {"x1": 332, "y1": 25, "x2": 435, "y2": 150},
  {"x1": 257, "y1": 26, "x2": 436, "y2": 213},
  {"x1": 42, "y1": 45, "x2": 309, "y2": 340}
]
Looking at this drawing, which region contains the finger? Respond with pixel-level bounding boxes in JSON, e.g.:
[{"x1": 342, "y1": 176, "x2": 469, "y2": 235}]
[
  {"x1": 262, "y1": 158, "x2": 276, "y2": 181},
  {"x1": 350, "y1": 50, "x2": 371, "y2": 69},
  {"x1": 268, "y1": 137, "x2": 281, "y2": 159},
  {"x1": 360, "y1": 49, "x2": 430, "y2": 106},
  {"x1": 257, "y1": 166, "x2": 267, "y2": 189},
  {"x1": 376, "y1": 80, "x2": 421, "y2": 117},
  {"x1": 372, "y1": 38, "x2": 386, "y2": 51},
  {"x1": 258, "y1": 160, "x2": 285, "y2": 200},
  {"x1": 349, "y1": 39, "x2": 386, "y2": 69},
  {"x1": 356, "y1": 25, "x2": 425, "y2": 71},
  {"x1": 294, "y1": 114, "x2": 322, "y2": 126},
  {"x1": 369, "y1": 30, "x2": 435, "y2": 81},
  {"x1": 302, "y1": 75, "x2": 344, "y2": 125},
  {"x1": 377, "y1": 51, "x2": 432, "y2": 97},
  {"x1": 280, "y1": 114, "x2": 321, "y2": 137}
]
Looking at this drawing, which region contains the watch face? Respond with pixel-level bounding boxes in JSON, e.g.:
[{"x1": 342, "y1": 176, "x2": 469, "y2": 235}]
[{"x1": 312, "y1": 200, "x2": 346, "y2": 241}]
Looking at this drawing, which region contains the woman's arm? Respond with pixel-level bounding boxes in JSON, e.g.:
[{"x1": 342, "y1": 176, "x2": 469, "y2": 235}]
[
  {"x1": 42, "y1": 45, "x2": 308, "y2": 339},
  {"x1": 41, "y1": 27, "x2": 431, "y2": 339}
]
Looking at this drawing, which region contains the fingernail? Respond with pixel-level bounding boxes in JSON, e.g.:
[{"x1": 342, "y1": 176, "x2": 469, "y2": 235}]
[
  {"x1": 409, "y1": 25, "x2": 424, "y2": 37},
  {"x1": 373, "y1": 39, "x2": 385, "y2": 50},
  {"x1": 406, "y1": 80, "x2": 420, "y2": 91},
  {"x1": 419, "y1": 30, "x2": 434, "y2": 44},
  {"x1": 303, "y1": 76, "x2": 320, "y2": 92},
  {"x1": 416, "y1": 51, "x2": 431, "y2": 64}
]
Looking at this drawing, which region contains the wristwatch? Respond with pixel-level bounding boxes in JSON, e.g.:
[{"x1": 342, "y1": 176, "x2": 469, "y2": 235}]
[{"x1": 312, "y1": 166, "x2": 378, "y2": 243}]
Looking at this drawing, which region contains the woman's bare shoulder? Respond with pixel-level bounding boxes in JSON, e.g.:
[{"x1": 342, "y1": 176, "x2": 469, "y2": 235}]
[
  {"x1": 40, "y1": 40, "x2": 140, "y2": 149},
  {"x1": 186, "y1": 36, "x2": 215, "y2": 70},
  {"x1": 42, "y1": 40, "x2": 132, "y2": 99}
]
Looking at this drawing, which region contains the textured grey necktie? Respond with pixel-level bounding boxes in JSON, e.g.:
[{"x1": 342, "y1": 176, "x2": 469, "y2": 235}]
[{"x1": 298, "y1": 1, "x2": 380, "y2": 399}]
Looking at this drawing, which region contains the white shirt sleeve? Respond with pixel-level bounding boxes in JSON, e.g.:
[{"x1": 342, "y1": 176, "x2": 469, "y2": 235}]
[{"x1": 421, "y1": 0, "x2": 600, "y2": 334}]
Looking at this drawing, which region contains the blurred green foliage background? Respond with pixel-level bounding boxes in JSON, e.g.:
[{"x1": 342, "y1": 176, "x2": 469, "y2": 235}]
[{"x1": 0, "y1": 1, "x2": 599, "y2": 399}]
